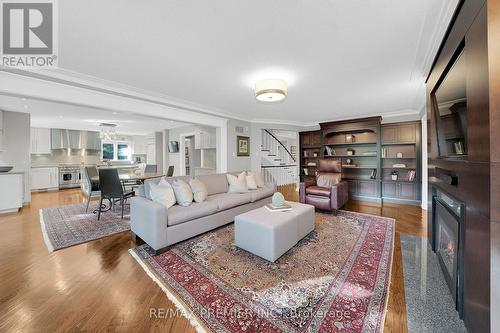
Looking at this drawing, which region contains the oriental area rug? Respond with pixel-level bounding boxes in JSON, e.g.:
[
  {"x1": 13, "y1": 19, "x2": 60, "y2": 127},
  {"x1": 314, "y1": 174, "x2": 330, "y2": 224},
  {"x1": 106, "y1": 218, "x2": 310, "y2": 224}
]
[
  {"x1": 40, "y1": 202, "x2": 130, "y2": 252},
  {"x1": 130, "y1": 210, "x2": 394, "y2": 333}
]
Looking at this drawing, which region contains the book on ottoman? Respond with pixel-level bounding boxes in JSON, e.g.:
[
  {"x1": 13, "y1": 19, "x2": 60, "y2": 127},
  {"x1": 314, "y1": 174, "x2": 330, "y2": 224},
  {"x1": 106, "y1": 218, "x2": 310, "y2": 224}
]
[{"x1": 265, "y1": 202, "x2": 292, "y2": 212}]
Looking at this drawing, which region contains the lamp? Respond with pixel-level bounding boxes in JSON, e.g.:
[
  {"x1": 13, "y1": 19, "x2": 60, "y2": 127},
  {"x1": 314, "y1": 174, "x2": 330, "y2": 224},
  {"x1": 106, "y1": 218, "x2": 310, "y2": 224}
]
[{"x1": 254, "y1": 79, "x2": 287, "y2": 102}]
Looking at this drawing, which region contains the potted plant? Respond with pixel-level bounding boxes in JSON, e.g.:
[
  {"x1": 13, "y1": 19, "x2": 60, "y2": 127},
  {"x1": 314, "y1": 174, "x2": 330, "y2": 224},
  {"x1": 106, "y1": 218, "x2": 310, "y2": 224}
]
[{"x1": 391, "y1": 170, "x2": 398, "y2": 181}]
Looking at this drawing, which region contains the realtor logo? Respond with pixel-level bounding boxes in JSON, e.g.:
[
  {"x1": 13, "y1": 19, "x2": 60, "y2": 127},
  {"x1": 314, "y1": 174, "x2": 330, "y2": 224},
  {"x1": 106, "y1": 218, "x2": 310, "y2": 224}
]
[{"x1": 1, "y1": 0, "x2": 58, "y2": 68}]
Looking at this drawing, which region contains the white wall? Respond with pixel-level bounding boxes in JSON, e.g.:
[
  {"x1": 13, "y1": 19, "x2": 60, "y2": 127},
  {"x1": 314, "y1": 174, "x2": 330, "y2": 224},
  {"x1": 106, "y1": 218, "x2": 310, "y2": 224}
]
[
  {"x1": 0, "y1": 111, "x2": 31, "y2": 203},
  {"x1": 227, "y1": 119, "x2": 252, "y2": 172}
]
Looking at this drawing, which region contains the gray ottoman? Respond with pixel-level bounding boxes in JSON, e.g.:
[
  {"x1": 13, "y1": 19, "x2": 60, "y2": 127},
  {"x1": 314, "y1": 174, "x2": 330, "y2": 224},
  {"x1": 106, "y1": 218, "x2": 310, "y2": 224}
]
[{"x1": 234, "y1": 202, "x2": 315, "y2": 262}]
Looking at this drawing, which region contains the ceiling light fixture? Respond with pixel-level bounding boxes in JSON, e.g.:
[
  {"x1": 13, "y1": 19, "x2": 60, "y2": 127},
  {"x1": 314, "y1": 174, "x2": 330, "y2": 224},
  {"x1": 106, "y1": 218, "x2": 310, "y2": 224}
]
[
  {"x1": 254, "y1": 79, "x2": 287, "y2": 102},
  {"x1": 99, "y1": 123, "x2": 117, "y2": 140}
]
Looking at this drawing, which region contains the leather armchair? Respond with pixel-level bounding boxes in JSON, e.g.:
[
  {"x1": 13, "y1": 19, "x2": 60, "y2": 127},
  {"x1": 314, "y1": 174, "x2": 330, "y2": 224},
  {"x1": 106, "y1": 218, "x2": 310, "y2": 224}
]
[{"x1": 299, "y1": 159, "x2": 349, "y2": 214}]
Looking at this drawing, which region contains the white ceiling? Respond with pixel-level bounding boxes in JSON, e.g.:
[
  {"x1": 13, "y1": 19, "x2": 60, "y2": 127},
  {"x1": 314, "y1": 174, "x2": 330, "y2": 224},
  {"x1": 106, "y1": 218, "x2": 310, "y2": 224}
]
[
  {"x1": 1, "y1": 0, "x2": 458, "y2": 126},
  {"x1": 51, "y1": 0, "x2": 457, "y2": 124},
  {"x1": 0, "y1": 95, "x2": 189, "y2": 135}
]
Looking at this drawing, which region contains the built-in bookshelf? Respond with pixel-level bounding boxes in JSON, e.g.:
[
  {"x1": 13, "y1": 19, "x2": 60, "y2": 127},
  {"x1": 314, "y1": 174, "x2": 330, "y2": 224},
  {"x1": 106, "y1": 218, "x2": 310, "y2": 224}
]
[
  {"x1": 299, "y1": 118, "x2": 421, "y2": 205},
  {"x1": 299, "y1": 130, "x2": 321, "y2": 182}
]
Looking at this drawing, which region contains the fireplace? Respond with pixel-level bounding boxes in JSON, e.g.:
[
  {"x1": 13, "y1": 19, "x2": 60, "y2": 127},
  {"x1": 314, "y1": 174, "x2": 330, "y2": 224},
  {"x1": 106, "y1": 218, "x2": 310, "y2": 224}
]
[{"x1": 432, "y1": 190, "x2": 465, "y2": 317}]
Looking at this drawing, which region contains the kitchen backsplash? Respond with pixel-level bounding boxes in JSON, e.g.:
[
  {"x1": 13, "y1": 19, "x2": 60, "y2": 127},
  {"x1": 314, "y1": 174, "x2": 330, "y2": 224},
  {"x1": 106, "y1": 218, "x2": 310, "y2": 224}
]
[{"x1": 31, "y1": 149, "x2": 101, "y2": 166}]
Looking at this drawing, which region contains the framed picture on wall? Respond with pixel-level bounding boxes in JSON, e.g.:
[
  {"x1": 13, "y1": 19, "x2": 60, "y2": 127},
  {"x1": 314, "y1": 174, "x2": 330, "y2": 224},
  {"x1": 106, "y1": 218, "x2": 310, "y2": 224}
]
[{"x1": 236, "y1": 136, "x2": 250, "y2": 156}]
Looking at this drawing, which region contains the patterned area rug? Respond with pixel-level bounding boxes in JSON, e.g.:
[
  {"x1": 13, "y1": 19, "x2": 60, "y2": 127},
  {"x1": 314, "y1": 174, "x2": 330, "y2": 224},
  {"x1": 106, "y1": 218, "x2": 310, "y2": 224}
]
[
  {"x1": 40, "y1": 202, "x2": 130, "y2": 252},
  {"x1": 130, "y1": 210, "x2": 394, "y2": 333}
]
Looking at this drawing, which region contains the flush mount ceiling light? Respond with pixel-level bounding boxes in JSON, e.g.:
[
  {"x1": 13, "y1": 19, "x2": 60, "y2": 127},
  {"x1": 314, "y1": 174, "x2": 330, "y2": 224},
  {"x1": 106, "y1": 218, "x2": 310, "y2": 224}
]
[
  {"x1": 254, "y1": 79, "x2": 287, "y2": 102},
  {"x1": 99, "y1": 123, "x2": 117, "y2": 140}
]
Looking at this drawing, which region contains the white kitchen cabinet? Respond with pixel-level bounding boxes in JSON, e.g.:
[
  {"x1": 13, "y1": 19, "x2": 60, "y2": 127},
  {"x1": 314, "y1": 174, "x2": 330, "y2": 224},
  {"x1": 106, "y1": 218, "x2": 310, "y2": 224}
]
[
  {"x1": 195, "y1": 128, "x2": 216, "y2": 149},
  {"x1": 31, "y1": 167, "x2": 59, "y2": 190},
  {"x1": 0, "y1": 173, "x2": 23, "y2": 213},
  {"x1": 31, "y1": 128, "x2": 52, "y2": 154}
]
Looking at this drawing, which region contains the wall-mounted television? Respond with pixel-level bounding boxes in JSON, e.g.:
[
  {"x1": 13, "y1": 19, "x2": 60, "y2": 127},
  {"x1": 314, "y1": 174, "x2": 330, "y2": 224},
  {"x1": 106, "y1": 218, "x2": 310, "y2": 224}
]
[
  {"x1": 431, "y1": 42, "x2": 468, "y2": 158},
  {"x1": 168, "y1": 141, "x2": 179, "y2": 153}
]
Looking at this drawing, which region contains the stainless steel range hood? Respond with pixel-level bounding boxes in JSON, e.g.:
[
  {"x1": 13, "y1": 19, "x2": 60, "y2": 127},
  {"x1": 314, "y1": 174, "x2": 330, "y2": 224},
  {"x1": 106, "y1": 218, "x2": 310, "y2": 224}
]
[{"x1": 51, "y1": 129, "x2": 101, "y2": 150}]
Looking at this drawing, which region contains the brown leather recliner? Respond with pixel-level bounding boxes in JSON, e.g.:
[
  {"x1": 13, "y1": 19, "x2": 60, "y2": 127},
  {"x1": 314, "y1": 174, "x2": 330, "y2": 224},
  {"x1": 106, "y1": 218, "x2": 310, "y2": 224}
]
[{"x1": 299, "y1": 159, "x2": 349, "y2": 214}]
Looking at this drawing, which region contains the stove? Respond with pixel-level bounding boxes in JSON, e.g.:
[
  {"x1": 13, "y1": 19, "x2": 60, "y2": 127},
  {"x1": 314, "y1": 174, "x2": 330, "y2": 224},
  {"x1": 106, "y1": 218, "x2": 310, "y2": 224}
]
[{"x1": 58, "y1": 165, "x2": 81, "y2": 189}]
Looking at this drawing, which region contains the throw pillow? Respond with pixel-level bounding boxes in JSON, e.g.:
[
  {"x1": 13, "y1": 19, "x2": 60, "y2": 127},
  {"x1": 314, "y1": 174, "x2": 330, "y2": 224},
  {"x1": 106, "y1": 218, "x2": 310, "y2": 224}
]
[
  {"x1": 172, "y1": 179, "x2": 194, "y2": 206},
  {"x1": 189, "y1": 178, "x2": 208, "y2": 203},
  {"x1": 227, "y1": 172, "x2": 248, "y2": 193},
  {"x1": 149, "y1": 179, "x2": 176, "y2": 209},
  {"x1": 246, "y1": 173, "x2": 258, "y2": 190},
  {"x1": 249, "y1": 172, "x2": 265, "y2": 188}
]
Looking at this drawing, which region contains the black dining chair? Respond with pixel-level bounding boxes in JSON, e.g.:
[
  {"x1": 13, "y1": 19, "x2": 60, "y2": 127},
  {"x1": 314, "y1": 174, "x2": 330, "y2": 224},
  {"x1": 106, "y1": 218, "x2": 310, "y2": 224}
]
[
  {"x1": 145, "y1": 164, "x2": 157, "y2": 173},
  {"x1": 166, "y1": 165, "x2": 174, "y2": 177},
  {"x1": 97, "y1": 168, "x2": 134, "y2": 220},
  {"x1": 81, "y1": 166, "x2": 100, "y2": 213}
]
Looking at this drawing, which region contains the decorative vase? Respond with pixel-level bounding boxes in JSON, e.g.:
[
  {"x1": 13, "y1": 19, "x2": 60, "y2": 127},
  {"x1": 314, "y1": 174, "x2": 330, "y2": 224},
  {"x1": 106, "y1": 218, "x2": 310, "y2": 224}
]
[{"x1": 272, "y1": 192, "x2": 285, "y2": 207}]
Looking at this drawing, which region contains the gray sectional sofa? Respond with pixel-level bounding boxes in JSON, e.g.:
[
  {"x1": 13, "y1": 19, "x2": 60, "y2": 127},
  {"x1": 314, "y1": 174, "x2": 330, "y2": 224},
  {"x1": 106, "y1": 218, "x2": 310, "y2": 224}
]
[{"x1": 130, "y1": 172, "x2": 275, "y2": 253}]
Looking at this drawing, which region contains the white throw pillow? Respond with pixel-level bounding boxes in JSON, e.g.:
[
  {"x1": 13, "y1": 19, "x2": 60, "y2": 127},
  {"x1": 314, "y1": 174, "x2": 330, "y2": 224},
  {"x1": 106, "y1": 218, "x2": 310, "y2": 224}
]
[
  {"x1": 227, "y1": 172, "x2": 248, "y2": 193},
  {"x1": 189, "y1": 178, "x2": 208, "y2": 203},
  {"x1": 149, "y1": 179, "x2": 176, "y2": 209},
  {"x1": 249, "y1": 171, "x2": 265, "y2": 188},
  {"x1": 246, "y1": 173, "x2": 258, "y2": 190},
  {"x1": 172, "y1": 179, "x2": 193, "y2": 206}
]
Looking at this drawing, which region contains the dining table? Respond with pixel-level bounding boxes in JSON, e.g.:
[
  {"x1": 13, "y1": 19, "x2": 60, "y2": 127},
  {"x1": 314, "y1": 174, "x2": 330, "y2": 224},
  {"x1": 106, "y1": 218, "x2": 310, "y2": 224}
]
[{"x1": 91, "y1": 172, "x2": 165, "y2": 185}]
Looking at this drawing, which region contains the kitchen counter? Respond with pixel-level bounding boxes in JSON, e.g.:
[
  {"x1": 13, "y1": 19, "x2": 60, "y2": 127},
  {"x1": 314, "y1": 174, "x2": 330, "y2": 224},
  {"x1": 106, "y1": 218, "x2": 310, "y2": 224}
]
[{"x1": 0, "y1": 170, "x2": 25, "y2": 175}]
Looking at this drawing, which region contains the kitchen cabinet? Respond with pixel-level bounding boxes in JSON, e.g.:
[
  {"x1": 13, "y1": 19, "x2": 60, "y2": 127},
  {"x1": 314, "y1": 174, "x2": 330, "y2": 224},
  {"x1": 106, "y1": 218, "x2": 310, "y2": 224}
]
[
  {"x1": 31, "y1": 167, "x2": 59, "y2": 190},
  {"x1": 0, "y1": 173, "x2": 23, "y2": 213},
  {"x1": 381, "y1": 123, "x2": 417, "y2": 144},
  {"x1": 31, "y1": 128, "x2": 52, "y2": 154},
  {"x1": 195, "y1": 128, "x2": 216, "y2": 149},
  {"x1": 382, "y1": 181, "x2": 417, "y2": 201}
]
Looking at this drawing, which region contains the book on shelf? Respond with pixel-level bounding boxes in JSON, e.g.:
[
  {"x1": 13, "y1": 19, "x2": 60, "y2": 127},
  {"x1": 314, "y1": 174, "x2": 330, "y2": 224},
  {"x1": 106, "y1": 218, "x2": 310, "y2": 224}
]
[
  {"x1": 407, "y1": 170, "x2": 416, "y2": 181},
  {"x1": 363, "y1": 151, "x2": 377, "y2": 156},
  {"x1": 324, "y1": 146, "x2": 336, "y2": 156},
  {"x1": 265, "y1": 203, "x2": 292, "y2": 212},
  {"x1": 392, "y1": 163, "x2": 407, "y2": 168}
]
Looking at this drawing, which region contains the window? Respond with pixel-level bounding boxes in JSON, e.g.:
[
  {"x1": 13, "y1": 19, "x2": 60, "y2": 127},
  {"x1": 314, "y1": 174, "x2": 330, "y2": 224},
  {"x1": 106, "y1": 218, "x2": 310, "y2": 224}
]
[
  {"x1": 117, "y1": 143, "x2": 130, "y2": 160},
  {"x1": 102, "y1": 143, "x2": 114, "y2": 160},
  {"x1": 102, "y1": 142, "x2": 131, "y2": 161}
]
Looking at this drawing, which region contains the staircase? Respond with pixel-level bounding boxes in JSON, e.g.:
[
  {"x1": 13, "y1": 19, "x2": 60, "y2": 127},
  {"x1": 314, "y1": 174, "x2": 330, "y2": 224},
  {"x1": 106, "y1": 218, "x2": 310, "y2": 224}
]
[{"x1": 260, "y1": 129, "x2": 298, "y2": 186}]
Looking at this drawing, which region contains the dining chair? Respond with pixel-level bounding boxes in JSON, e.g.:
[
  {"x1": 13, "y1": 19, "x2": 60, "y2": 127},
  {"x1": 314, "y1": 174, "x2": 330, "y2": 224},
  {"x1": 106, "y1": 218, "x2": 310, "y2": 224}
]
[
  {"x1": 97, "y1": 168, "x2": 134, "y2": 220},
  {"x1": 166, "y1": 165, "x2": 174, "y2": 177},
  {"x1": 145, "y1": 164, "x2": 157, "y2": 173},
  {"x1": 81, "y1": 166, "x2": 100, "y2": 213}
]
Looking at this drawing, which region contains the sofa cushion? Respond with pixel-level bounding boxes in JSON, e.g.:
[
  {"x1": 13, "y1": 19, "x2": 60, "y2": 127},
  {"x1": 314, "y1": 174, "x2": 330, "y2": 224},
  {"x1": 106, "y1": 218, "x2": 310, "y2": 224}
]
[
  {"x1": 189, "y1": 177, "x2": 208, "y2": 203},
  {"x1": 246, "y1": 173, "x2": 258, "y2": 190},
  {"x1": 305, "y1": 185, "x2": 331, "y2": 197},
  {"x1": 172, "y1": 179, "x2": 193, "y2": 206},
  {"x1": 167, "y1": 201, "x2": 218, "y2": 226},
  {"x1": 249, "y1": 184, "x2": 275, "y2": 202},
  {"x1": 196, "y1": 173, "x2": 229, "y2": 195},
  {"x1": 143, "y1": 178, "x2": 162, "y2": 200},
  {"x1": 149, "y1": 179, "x2": 176, "y2": 208},
  {"x1": 206, "y1": 192, "x2": 252, "y2": 211},
  {"x1": 227, "y1": 172, "x2": 248, "y2": 193}
]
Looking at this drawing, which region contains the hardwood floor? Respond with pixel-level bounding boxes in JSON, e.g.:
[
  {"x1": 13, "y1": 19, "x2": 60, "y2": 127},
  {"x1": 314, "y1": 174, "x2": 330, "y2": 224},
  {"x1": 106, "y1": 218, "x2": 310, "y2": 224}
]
[{"x1": 0, "y1": 187, "x2": 425, "y2": 332}]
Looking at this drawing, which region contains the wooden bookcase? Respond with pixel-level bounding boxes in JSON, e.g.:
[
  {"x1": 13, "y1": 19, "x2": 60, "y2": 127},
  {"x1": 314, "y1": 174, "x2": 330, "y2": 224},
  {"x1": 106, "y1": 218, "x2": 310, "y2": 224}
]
[
  {"x1": 299, "y1": 130, "x2": 322, "y2": 182},
  {"x1": 299, "y1": 118, "x2": 421, "y2": 205}
]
